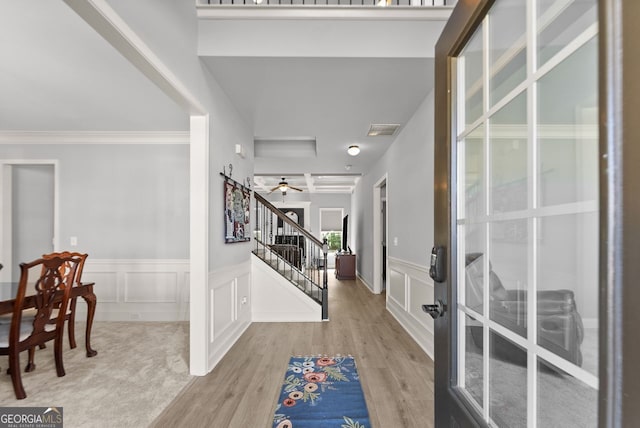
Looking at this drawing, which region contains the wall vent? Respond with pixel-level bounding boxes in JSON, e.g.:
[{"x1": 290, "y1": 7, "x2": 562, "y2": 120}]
[{"x1": 367, "y1": 123, "x2": 401, "y2": 137}]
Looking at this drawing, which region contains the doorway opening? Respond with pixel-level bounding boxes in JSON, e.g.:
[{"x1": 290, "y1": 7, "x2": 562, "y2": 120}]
[
  {"x1": 319, "y1": 208, "x2": 343, "y2": 270},
  {"x1": 0, "y1": 161, "x2": 58, "y2": 284},
  {"x1": 373, "y1": 174, "x2": 388, "y2": 294}
]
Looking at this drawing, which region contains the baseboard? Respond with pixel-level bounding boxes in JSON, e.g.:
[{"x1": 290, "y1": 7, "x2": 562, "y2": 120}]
[
  {"x1": 386, "y1": 257, "x2": 434, "y2": 359},
  {"x1": 387, "y1": 297, "x2": 434, "y2": 361},
  {"x1": 357, "y1": 272, "x2": 374, "y2": 293},
  {"x1": 208, "y1": 319, "x2": 251, "y2": 371}
]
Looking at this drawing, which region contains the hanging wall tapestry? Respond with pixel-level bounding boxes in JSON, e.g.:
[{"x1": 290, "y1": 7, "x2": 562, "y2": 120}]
[{"x1": 224, "y1": 179, "x2": 251, "y2": 243}]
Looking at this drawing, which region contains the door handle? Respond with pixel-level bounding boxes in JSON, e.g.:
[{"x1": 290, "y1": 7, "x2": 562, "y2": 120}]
[{"x1": 422, "y1": 300, "x2": 446, "y2": 319}]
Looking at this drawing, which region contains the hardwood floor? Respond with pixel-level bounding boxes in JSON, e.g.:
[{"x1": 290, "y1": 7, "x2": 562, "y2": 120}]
[{"x1": 151, "y1": 273, "x2": 435, "y2": 428}]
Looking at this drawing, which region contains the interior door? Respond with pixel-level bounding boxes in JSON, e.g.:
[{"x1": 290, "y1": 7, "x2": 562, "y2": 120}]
[{"x1": 431, "y1": 0, "x2": 616, "y2": 426}]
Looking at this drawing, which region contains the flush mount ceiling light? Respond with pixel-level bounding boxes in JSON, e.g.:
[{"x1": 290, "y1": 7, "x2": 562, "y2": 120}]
[
  {"x1": 367, "y1": 123, "x2": 401, "y2": 137},
  {"x1": 347, "y1": 145, "x2": 360, "y2": 156}
]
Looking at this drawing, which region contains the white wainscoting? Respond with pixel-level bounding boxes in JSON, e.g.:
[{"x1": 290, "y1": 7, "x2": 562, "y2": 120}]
[
  {"x1": 78, "y1": 258, "x2": 253, "y2": 372},
  {"x1": 386, "y1": 257, "x2": 435, "y2": 360},
  {"x1": 207, "y1": 260, "x2": 252, "y2": 371},
  {"x1": 77, "y1": 259, "x2": 190, "y2": 321}
]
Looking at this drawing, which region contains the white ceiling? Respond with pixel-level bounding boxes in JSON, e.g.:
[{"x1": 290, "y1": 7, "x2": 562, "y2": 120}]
[
  {"x1": 203, "y1": 56, "x2": 435, "y2": 182},
  {"x1": 254, "y1": 173, "x2": 361, "y2": 194},
  {"x1": 0, "y1": 1, "x2": 188, "y2": 132},
  {"x1": 1, "y1": 2, "x2": 437, "y2": 192}
]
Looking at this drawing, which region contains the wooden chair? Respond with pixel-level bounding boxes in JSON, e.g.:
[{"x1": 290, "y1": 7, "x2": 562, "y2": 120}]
[
  {"x1": 41, "y1": 251, "x2": 88, "y2": 350},
  {"x1": 0, "y1": 255, "x2": 79, "y2": 399}
]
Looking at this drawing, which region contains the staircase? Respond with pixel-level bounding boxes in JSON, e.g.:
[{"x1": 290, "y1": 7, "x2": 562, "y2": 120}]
[{"x1": 253, "y1": 193, "x2": 329, "y2": 320}]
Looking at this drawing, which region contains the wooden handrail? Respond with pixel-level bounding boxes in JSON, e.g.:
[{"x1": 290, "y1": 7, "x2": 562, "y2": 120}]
[
  {"x1": 254, "y1": 192, "x2": 329, "y2": 320},
  {"x1": 254, "y1": 192, "x2": 325, "y2": 250}
]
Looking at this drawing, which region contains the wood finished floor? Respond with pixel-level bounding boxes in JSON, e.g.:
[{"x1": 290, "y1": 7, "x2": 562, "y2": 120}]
[{"x1": 151, "y1": 274, "x2": 435, "y2": 428}]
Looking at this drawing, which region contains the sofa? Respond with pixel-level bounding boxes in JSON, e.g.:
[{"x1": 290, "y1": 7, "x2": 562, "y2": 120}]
[{"x1": 465, "y1": 252, "x2": 584, "y2": 367}]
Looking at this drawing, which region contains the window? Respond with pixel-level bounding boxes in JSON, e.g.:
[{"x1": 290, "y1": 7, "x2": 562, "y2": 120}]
[{"x1": 319, "y1": 208, "x2": 343, "y2": 253}]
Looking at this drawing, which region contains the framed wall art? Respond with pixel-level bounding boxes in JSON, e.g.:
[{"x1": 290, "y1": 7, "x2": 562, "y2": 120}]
[{"x1": 224, "y1": 179, "x2": 251, "y2": 243}]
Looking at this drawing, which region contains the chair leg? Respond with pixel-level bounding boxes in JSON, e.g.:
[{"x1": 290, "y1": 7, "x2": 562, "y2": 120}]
[
  {"x1": 68, "y1": 297, "x2": 77, "y2": 349},
  {"x1": 25, "y1": 347, "x2": 36, "y2": 372},
  {"x1": 9, "y1": 349, "x2": 26, "y2": 399},
  {"x1": 54, "y1": 334, "x2": 65, "y2": 378}
]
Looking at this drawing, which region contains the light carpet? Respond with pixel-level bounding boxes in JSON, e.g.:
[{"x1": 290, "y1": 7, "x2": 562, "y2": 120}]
[
  {"x1": 464, "y1": 340, "x2": 597, "y2": 428},
  {"x1": 0, "y1": 322, "x2": 193, "y2": 428}
]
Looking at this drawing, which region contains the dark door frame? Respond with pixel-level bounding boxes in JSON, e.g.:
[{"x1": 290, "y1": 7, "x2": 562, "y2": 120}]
[
  {"x1": 433, "y1": 1, "x2": 495, "y2": 425},
  {"x1": 599, "y1": 1, "x2": 640, "y2": 426},
  {"x1": 432, "y1": 0, "x2": 640, "y2": 426}
]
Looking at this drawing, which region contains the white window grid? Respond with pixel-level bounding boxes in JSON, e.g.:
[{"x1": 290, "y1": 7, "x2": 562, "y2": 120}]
[{"x1": 452, "y1": 1, "x2": 599, "y2": 426}]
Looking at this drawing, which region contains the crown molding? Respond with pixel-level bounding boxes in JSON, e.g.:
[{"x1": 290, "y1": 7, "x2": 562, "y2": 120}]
[{"x1": 0, "y1": 131, "x2": 190, "y2": 145}]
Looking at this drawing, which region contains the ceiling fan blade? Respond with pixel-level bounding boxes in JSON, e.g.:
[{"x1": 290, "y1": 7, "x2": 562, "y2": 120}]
[
  {"x1": 289, "y1": 186, "x2": 303, "y2": 192},
  {"x1": 269, "y1": 185, "x2": 281, "y2": 192}
]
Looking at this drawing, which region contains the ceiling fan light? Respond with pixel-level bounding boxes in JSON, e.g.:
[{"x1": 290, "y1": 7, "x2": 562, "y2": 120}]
[
  {"x1": 280, "y1": 185, "x2": 289, "y2": 192},
  {"x1": 347, "y1": 145, "x2": 360, "y2": 156}
]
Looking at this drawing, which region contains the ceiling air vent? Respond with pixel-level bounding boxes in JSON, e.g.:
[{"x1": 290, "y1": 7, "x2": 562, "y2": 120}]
[{"x1": 367, "y1": 123, "x2": 401, "y2": 137}]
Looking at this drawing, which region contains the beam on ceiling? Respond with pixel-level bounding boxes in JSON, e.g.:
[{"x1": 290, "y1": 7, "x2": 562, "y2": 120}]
[{"x1": 63, "y1": 0, "x2": 206, "y2": 115}]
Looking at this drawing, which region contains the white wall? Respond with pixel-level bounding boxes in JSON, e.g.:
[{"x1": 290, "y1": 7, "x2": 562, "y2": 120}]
[
  {"x1": 83, "y1": 0, "x2": 255, "y2": 374},
  {"x1": 0, "y1": 143, "x2": 191, "y2": 320},
  {"x1": 354, "y1": 90, "x2": 435, "y2": 282},
  {"x1": 105, "y1": 0, "x2": 255, "y2": 271},
  {"x1": 251, "y1": 254, "x2": 320, "y2": 322},
  {"x1": 198, "y1": 18, "x2": 447, "y2": 58},
  {"x1": 0, "y1": 144, "x2": 189, "y2": 259},
  {"x1": 352, "y1": 89, "x2": 435, "y2": 356}
]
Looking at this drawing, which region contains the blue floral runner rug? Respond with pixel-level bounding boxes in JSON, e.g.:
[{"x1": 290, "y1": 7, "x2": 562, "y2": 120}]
[{"x1": 272, "y1": 355, "x2": 371, "y2": 428}]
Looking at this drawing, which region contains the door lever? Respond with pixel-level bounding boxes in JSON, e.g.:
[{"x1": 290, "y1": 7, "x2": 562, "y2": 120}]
[{"x1": 422, "y1": 300, "x2": 446, "y2": 319}]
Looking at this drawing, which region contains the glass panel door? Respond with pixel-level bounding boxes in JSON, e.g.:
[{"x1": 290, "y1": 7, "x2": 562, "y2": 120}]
[{"x1": 453, "y1": 0, "x2": 598, "y2": 426}]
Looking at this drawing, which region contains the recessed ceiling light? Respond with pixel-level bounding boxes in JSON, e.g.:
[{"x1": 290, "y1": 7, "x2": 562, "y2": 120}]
[{"x1": 347, "y1": 145, "x2": 360, "y2": 156}]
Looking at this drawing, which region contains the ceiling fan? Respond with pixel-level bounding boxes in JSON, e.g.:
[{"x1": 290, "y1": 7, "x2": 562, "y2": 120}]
[{"x1": 269, "y1": 177, "x2": 303, "y2": 195}]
